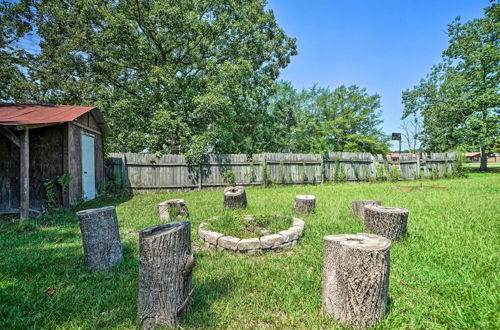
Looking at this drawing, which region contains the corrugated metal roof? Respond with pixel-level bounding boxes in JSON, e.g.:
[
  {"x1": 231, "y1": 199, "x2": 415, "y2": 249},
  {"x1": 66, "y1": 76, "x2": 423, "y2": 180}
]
[{"x1": 0, "y1": 103, "x2": 110, "y2": 134}]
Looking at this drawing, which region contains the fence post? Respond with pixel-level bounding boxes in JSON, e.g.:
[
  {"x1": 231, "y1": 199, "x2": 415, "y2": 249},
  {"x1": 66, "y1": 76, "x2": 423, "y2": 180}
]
[
  {"x1": 198, "y1": 163, "x2": 203, "y2": 191},
  {"x1": 320, "y1": 155, "x2": 325, "y2": 184},
  {"x1": 370, "y1": 154, "x2": 377, "y2": 180},
  {"x1": 121, "y1": 154, "x2": 127, "y2": 188},
  {"x1": 416, "y1": 153, "x2": 420, "y2": 179}
]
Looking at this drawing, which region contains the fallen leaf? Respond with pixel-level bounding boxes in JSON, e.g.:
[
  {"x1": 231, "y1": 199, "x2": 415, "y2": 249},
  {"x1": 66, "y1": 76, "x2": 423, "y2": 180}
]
[{"x1": 44, "y1": 287, "x2": 56, "y2": 296}]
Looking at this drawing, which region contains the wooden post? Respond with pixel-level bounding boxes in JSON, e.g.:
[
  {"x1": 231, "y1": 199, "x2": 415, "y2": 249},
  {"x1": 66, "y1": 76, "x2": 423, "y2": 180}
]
[
  {"x1": 138, "y1": 221, "x2": 195, "y2": 329},
  {"x1": 121, "y1": 154, "x2": 127, "y2": 188},
  {"x1": 323, "y1": 233, "x2": 390, "y2": 327},
  {"x1": 320, "y1": 156, "x2": 325, "y2": 184},
  {"x1": 20, "y1": 128, "x2": 29, "y2": 220},
  {"x1": 198, "y1": 163, "x2": 203, "y2": 191},
  {"x1": 76, "y1": 206, "x2": 123, "y2": 271},
  {"x1": 416, "y1": 153, "x2": 421, "y2": 179}
]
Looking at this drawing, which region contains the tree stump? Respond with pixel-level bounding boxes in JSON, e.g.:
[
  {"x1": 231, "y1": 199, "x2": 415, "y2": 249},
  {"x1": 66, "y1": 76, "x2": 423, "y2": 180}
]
[
  {"x1": 364, "y1": 205, "x2": 409, "y2": 241},
  {"x1": 138, "y1": 221, "x2": 195, "y2": 329},
  {"x1": 294, "y1": 195, "x2": 316, "y2": 214},
  {"x1": 350, "y1": 200, "x2": 381, "y2": 220},
  {"x1": 224, "y1": 186, "x2": 247, "y2": 209},
  {"x1": 76, "y1": 206, "x2": 123, "y2": 272},
  {"x1": 323, "y1": 233, "x2": 390, "y2": 327},
  {"x1": 157, "y1": 199, "x2": 189, "y2": 221}
]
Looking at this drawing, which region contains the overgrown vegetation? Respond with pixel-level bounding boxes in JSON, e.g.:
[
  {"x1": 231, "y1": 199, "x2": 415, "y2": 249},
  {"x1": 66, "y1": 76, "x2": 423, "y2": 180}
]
[
  {"x1": 0, "y1": 173, "x2": 497, "y2": 328},
  {"x1": 221, "y1": 169, "x2": 236, "y2": 186},
  {"x1": 205, "y1": 214, "x2": 292, "y2": 239}
]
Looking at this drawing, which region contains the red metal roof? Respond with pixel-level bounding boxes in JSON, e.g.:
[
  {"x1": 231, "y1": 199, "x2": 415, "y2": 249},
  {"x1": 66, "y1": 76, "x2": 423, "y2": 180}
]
[
  {"x1": 465, "y1": 152, "x2": 481, "y2": 157},
  {"x1": 0, "y1": 103, "x2": 96, "y2": 125}
]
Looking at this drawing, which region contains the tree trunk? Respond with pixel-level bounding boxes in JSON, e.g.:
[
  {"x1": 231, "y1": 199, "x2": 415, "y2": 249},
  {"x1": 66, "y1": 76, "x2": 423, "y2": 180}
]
[
  {"x1": 323, "y1": 233, "x2": 390, "y2": 328},
  {"x1": 350, "y1": 200, "x2": 381, "y2": 220},
  {"x1": 364, "y1": 205, "x2": 409, "y2": 241},
  {"x1": 157, "y1": 199, "x2": 189, "y2": 221},
  {"x1": 76, "y1": 206, "x2": 123, "y2": 272},
  {"x1": 138, "y1": 221, "x2": 195, "y2": 329},
  {"x1": 294, "y1": 195, "x2": 316, "y2": 214},
  {"x1": 479, "y1": 149, "x2": 488, "y2": 172},
  {"x1": 224, "y1": 186, "x2": 247, "y2": 209}
]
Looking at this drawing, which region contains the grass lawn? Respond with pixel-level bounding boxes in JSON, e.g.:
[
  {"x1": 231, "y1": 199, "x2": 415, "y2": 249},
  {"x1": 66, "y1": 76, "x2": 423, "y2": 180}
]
[{"x1": 1, "y1": 173, "x2": 498, "y2": 329}]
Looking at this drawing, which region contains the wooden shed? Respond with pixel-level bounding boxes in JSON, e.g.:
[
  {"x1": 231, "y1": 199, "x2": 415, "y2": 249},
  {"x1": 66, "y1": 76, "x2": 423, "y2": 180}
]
[{"x1": 0, "y1": 103, "x2": 110, "y2": 219}]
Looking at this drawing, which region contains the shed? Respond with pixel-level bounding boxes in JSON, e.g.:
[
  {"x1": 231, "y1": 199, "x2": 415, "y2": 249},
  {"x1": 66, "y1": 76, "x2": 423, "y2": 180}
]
[{"x1": 0, "y1": 103, "x2": 110, "y2": 219}]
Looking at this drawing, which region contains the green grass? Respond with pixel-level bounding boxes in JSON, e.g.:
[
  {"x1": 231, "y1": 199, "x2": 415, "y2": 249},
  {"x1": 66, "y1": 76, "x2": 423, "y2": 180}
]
[
  {"x1": 1, "y1": 174, "x2": 499, "y2": 329},
  {"x1": 464, "y1": 162, "x2": 500, "y2": 170},
  {"x1": 206, "y1": 214, "x2": 292, "y2": 238}
]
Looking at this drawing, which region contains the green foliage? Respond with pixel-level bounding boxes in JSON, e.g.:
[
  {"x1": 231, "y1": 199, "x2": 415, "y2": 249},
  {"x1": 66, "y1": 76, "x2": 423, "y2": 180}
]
[
  {"x1": 0, "y1": 0, "x2": 297, "y2": 158},
  {"x1": 351, "y1": 160, "x2": 360, "y2": 181},
  {"x1": 268, "y1": 82, "x2": 390, "y2": 154},
  {"x1": 261, "y1": 162, "x2": 272, "y2": 187},
  {"x1": 337, "y1": 163, "x2": 347, "y2": 182},
  {"x1": 246, "y1": 161, "x2": 256, "y2": 183},
  {"x1": 43, "y1": 179, "x2": 55, "y2": 209},
  {"x1": 56, "y1": 173, "x2": 72, "y2": 194},
  {"x1": 206, "y1": 214, "x2": 291, "y2": 239},
  {"x1": 221, "y1": 169, "x2": 236, "y2": 186},
  {"x1": 451, "y1": 152, "x2": 468, "y2": 178},
  {"x1": 376, "y1": 163, "x2": 385, "y2": 181},
  {"x1": 402, "y1": 2, "x2": 499, "y2": 170},
  {"x1": 388, "y1": 166, "x2": 402, "y2": 182}
]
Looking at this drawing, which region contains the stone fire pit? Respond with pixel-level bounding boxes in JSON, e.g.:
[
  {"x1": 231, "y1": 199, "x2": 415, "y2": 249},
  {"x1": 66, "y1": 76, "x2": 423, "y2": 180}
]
[{"x1": 198, "y1": 215, "x2": 305, "y2": 253}]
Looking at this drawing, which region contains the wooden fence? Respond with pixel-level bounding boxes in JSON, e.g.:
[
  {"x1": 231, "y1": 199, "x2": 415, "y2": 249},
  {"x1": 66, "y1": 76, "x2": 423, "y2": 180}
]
[{"x1": 106, "y1": 152, "x2": 456, "y2": 191}]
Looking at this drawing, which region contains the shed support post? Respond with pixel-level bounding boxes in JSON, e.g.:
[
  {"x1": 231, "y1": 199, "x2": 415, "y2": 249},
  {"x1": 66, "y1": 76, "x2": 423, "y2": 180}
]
[{"x1": 20, "y1": 128, "x2": 29, "y2": 221}]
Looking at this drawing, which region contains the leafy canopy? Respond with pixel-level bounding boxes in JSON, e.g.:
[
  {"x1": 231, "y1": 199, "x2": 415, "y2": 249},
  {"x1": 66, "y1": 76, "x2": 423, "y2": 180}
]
[
  {"x1": 402, "y1": 2, "x2": 500, "y2": 154},
  {"x1": 267, "y1": 81, "x2": 390, "y2": 154},
  {"x1": 0, "y1": 0, "x2": 297, "y2": 161}
]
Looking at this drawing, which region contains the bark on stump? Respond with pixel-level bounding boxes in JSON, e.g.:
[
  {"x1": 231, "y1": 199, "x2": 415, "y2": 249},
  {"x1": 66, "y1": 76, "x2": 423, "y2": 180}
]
[
  {"x1": 157, "y1": 199, "x2": 189, "y2": 221},
  {"x1": 364, "y1": 205, "x2": 409, "y2": 241},
  {"x1": 76, "y1": 206, "x2": 123, "y2": 272},
  {"x1": 224, "y1": 186, "x2": 247, "y2": 209},
  {"x1": 294, "y1": 195, "x2": 316, "y2": 214},
  {"x1": 138, "y1": 221, "x2": 195, "y2": 329},
  {"x1": 323, "y1": 233, "x2": 391, "y2": 328},
  {"x1": 350, "y1": 200, "x2": 381, "y2": 220}
]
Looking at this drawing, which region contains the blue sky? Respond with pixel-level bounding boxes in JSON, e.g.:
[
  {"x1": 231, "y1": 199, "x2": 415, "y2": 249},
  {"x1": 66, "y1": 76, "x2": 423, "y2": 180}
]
[{"x1": 266, "y1": 0, "x2": 489, "y2": 149}]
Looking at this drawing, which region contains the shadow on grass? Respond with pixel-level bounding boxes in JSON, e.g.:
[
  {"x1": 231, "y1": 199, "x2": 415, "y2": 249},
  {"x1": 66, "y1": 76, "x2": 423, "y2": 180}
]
[
  {"x1": 182, "y1": 274, "x2": 238, "y2": 327},
  {"x1": 0, "y1": 217, "x2": 140, "y2": 329}
]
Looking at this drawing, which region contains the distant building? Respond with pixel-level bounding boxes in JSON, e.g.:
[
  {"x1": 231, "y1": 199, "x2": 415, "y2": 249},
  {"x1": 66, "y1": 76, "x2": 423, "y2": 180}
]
[
  {"x1": 465, "y1": 152, "x2": 481, "y2": 162},
  {"x1": 390, "y1": 153, "x2": 417, "y2": 161}
]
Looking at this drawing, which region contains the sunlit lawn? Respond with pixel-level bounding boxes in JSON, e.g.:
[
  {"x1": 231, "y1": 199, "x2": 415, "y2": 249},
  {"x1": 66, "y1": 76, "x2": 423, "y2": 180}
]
[{"x1": 1, "y1": 173, "x2": 498, "y2": 329}]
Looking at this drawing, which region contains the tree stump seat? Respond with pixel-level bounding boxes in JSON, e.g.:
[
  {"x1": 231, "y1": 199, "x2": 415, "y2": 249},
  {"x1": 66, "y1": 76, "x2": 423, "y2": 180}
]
[
  {"x1": 294, "y1": 195, "x2": 316, "y2": 214},
  {"x1": 323, "y1": 233, "x2": 391, "y2": 327},
  {"x1": 224, "y1": 186, "x2": 247, "y2": 209}
]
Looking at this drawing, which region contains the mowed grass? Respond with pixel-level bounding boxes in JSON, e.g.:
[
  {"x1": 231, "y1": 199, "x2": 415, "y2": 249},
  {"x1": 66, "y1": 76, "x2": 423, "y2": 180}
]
[{"x1": 0, "y1": 173, "x2": 498, "y2": 329}]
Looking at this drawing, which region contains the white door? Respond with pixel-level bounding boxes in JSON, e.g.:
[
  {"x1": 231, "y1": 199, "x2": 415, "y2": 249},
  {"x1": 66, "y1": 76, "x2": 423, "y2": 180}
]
[{"x1": 81, "y1": 133, "x2": 96, "y2": 200}]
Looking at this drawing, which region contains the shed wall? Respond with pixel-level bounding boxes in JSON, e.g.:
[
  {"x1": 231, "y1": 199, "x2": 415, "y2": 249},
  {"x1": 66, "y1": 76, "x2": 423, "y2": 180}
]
[
  {"x1": 0, "y1": 125, "x2": 64, "y2": 210},
  {"x1": 0, "y1": 117, "x2": 105, "y2": 212}
]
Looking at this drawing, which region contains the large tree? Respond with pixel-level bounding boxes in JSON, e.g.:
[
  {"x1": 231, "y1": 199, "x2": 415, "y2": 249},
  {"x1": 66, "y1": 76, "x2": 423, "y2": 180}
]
[
  {"x1": 0, "y1": 0, "x2": 296, "y2": 160},
  {"x1": 402, "y1": 2, "x2": 499, "y2": 171},
  {"x1": 267, "y1": 82, "x2": 390, "y2": 154}
]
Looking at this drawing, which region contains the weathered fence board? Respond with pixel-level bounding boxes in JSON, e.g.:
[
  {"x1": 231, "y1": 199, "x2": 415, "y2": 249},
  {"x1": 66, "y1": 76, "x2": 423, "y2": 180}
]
[{"x1": 106, "y1": 152, "x2": 457, "y2": 191}]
